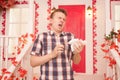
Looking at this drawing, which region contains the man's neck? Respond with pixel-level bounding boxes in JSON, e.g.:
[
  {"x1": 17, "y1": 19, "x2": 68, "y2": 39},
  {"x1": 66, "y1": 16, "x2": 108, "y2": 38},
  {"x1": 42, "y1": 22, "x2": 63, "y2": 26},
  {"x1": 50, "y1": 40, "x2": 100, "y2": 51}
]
[{"x1": 51, "y1": 30, "x2": 62, "y2": 36}]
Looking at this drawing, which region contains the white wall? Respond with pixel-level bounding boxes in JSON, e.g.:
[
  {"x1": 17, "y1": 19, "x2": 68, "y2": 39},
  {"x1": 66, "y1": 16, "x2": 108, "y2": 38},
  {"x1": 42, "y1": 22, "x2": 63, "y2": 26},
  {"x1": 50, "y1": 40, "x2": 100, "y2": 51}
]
[
  {"x1": 35, "y1": 0, "x2": 49, "y2": 33},
  {"x1": 96, "y1": 0, "x2": 107, "y2": 74}
]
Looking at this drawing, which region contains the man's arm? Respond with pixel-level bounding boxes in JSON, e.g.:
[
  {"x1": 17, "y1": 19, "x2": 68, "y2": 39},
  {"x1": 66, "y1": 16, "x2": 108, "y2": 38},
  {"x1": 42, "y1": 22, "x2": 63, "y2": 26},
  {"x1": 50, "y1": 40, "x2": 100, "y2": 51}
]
[
  {"x1": 30, "y1": 44, "x2": 64, "y2": 67},
  {"x1": 30, "y1": 53, "x2": 53, "y2": 67},
  {"x1": 72, "y1": 53, "x2": 81, "y2": 64}
]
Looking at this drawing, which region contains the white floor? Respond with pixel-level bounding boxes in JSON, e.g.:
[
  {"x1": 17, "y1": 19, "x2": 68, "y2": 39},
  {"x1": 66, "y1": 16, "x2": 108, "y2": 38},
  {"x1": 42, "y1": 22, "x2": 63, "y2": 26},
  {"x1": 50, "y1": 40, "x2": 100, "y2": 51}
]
[{"x1": 74, "y1": 73, "x2": 104, "y2": 80}]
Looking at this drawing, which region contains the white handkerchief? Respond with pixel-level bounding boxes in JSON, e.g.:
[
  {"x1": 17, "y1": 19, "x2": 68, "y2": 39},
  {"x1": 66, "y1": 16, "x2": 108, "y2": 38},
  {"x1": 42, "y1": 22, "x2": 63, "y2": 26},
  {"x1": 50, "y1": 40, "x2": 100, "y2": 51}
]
[{"x1": 68, "y1": 39, "x2": 86, "y2": 52}]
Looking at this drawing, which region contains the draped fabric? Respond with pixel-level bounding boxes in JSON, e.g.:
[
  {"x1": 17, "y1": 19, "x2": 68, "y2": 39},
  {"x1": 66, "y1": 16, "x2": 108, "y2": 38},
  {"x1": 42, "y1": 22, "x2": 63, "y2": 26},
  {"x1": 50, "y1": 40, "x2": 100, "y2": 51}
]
[{"x1": 59, "y1": 5, "x2": 85, "y2": 73}]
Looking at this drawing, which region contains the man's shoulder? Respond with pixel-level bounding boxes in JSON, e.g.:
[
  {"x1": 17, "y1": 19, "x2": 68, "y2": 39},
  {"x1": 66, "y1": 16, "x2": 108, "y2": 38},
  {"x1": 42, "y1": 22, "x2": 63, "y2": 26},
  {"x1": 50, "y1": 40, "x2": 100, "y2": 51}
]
[
  {"x1": 38, "y1": 31, "x2": 49, "y2": 35},
  {"x1": 64, "y1": 32, "x2": 74, "y2": 36}
]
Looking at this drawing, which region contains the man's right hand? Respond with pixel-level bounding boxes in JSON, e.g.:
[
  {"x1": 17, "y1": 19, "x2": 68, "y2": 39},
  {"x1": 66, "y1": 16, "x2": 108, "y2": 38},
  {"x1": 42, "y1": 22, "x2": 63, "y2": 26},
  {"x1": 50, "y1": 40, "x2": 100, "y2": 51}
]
[{"x1": 51, "y1": 44, "x2": 64, "y2": 58}]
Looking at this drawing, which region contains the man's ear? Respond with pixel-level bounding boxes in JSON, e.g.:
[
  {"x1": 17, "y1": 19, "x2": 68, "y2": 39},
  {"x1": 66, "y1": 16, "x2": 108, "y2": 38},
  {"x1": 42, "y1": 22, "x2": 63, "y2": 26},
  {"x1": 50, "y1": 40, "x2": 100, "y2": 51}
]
[{"x1": 49, "y1": 18, "x2": 52, "y2": 23}]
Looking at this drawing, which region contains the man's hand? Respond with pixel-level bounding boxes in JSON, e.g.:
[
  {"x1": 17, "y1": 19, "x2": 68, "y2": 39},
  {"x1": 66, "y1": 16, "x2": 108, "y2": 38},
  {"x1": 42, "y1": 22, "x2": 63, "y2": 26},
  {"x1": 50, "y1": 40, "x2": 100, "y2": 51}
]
[
  {"x1": 72, "y1": 40, "x2": 84, "y2": 54},
  {"x1": 69, "y1": 39, "x2": 85, "y2": 54},
  {"x1": 69, "y1": 39, "x2": 85, "y2": 64},
  {"x1": 51, "y1": 44, "x2": 64, "y2": 58}
]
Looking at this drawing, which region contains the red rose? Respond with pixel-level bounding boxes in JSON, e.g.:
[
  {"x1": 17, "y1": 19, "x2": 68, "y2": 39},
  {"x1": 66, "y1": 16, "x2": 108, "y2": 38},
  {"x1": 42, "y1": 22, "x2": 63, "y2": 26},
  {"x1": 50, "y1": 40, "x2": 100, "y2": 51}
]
[{"x1": 0, "y1": 0, "x2": 15, "y2": 9}]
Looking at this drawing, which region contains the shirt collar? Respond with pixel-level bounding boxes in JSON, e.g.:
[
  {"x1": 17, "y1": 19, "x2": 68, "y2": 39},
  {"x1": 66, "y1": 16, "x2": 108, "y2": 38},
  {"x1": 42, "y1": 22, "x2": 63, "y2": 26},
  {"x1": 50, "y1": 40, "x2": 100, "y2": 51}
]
[{"x1": 48, "y1": 30, "x2": 66, "y2": 36}]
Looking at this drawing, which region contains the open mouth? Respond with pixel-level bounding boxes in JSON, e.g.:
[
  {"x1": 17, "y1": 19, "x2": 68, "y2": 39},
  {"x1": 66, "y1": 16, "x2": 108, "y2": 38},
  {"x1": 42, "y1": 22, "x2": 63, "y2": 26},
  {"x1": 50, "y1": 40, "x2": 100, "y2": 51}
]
[{"x1": 58, "y1": 23, "x2": 62, "y2": 27}]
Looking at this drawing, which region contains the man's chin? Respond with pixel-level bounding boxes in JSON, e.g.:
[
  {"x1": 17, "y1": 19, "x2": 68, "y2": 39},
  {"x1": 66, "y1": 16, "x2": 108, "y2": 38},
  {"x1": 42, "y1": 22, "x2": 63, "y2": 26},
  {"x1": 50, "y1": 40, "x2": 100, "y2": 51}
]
[{"x1": 57, "y1": 30, "x2": 62, "y2": 33}]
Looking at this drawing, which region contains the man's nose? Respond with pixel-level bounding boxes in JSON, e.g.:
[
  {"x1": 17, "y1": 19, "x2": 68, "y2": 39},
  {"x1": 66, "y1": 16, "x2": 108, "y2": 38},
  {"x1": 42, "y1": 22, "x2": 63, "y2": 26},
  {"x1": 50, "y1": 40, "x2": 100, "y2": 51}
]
[{"x1": 60, "y1": 18, "x2": 65, "y2": 22}]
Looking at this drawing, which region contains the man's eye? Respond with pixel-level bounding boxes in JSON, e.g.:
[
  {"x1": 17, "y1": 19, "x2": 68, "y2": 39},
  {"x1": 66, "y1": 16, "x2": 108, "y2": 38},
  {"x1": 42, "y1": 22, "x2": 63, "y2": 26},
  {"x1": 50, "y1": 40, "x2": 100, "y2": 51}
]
[
  {"x1": 59, "y1": 17, "x2": 61, "y2": 19},
  {"x1": 63, "y1": 19, "x2": 66, "y2": 21}
]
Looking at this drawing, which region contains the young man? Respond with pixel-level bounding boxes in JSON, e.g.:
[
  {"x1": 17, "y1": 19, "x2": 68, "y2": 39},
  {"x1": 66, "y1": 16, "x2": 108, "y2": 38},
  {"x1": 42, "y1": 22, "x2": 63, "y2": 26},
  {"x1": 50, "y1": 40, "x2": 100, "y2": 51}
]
[{"x1": 30, "y1": 8, "x2": 85, "y2": 80}]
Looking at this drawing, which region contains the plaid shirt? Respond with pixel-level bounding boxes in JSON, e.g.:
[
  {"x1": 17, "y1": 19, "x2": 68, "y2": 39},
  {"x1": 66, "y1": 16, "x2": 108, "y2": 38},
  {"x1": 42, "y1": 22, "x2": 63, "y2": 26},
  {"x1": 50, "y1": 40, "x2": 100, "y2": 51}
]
[{"x1": 31, "y1": 31, "x2": 75, "y2": 80}]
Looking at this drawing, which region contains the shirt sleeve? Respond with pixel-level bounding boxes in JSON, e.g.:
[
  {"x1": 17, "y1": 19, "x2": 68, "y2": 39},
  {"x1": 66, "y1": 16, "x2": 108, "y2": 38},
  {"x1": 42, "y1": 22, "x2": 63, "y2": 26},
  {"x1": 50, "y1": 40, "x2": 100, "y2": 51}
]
[{"x1": 30, "y1": 34, "x2": 42, "y2": 56}]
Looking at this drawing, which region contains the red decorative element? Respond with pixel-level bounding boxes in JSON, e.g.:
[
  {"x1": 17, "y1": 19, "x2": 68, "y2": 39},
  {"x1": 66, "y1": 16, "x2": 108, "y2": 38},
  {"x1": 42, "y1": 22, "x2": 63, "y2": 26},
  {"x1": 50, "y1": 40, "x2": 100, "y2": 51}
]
[
  {"x1": 116, "y1": 30, "x2": 120, "y2": 42},
  {"x1": 14, "y1": 1, "x2": 20, "y2": 4},
  {"x1": 1, "y1": 28, "x2": 5, "y2": 35},
  {"x1": 47, "y1": 0, "x2": 51, "y2": 30},
  {"x1": 30, "y1": 34, "x2": 35, "y2": 41},
  {"x1": 2, "y1": 20, "x2": 5, "y2": 27},
  {"x1": 13, "y1": 33, "x2": 28, "y2": 55},
  {"x1": 1, "y1": 68, "x2": 11, "y2": 75},
  {"x1": 19, "y1": 33, "x2": 28, "y2": 44},
  {"x1": 0, "y1": 0, "x2": 15, "y2": 9},
  {"x1": 35, "y1": 19, "x2": 39, "y2": 27},
  {"x1": 14, "y1": 1, "x2": 28, "y2": 5},
  {"x1": 30, "y1": 27, "x2": 38, "y2": 42},
  {"x1": 4, "y1": 76, "x2": 8, "y2": 80},
  {"x1": 101, "y1": 29, "x2": 120, "y2": 69},
  {"x1": 21, "y1": 1, "x2": 28, "y2": 4},
  {"x1": 47, "y1": 23, "x2": 51, "y2": 30},
  {"x1": 33, "y1": 76, "x2": 39, "y2": 80},
  {"x1": 2, "y1": 11, "x2": 6, "y2": 18},
  {"x1": 2, "y1": 68, "x2": 7, "y2": 74},
  {"x1": 47, "y1": 8, "x2": 51, "y2": 14},
  {"x1": 101, "y1": 29, "x2": 120, "y2": 80},
  {"x1": 104, "y1": 56, "x2": 116, "y2": 68},
  {"x1": 101, "y1": 42, "x2": 110, "y2": 53},
  {"x1": 92, "y1": 0, "x2": 97, "y2": 74},
  {"x1": 93, "y1": 66, "x2": 97, "y2": 73},
  {"x1": 11, "y1": 57, "x2": 18, "y2": 66},
  {"x1": 34, "y1": 2, "x2": 39, "y2": 10},
  {"x1": 1, "y1": 10, "x2": 6, "y2": 35},
  {"x1": 34, "y1": 1, "x2": 39, "y2": 37},
  {"x1": 117, "y1": 34, "x2": 120, "y2": 42},
  {"x1": 18, "y1": 67, "x2": 27, "y2": 78},
  {"x1": 104, "y1": 73, "x2": 114, "y2": 80},
  {"x1": 17, "y1": 47, "x2": 21, "y2": 54},
  {"x1": 9, "y1": 74, "x2": 15, "y2": 80},
  {"x1": 47, "y1": 0, "x2": 51, "y2": 5}
]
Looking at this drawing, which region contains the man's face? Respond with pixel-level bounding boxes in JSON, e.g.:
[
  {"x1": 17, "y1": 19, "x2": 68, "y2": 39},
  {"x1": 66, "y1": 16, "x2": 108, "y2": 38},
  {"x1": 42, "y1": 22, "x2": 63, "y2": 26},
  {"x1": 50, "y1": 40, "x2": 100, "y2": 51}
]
[{"x1": 50, "y1": 12, "x2": 66, "y2": 33}]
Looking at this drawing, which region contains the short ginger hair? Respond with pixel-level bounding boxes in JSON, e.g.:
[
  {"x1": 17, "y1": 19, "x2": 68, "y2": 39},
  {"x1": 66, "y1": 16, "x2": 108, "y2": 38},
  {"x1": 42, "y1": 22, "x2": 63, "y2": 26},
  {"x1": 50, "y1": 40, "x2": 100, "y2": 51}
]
[{"x1": 50, "y1": 8, "x2": 67, "y2": 18}]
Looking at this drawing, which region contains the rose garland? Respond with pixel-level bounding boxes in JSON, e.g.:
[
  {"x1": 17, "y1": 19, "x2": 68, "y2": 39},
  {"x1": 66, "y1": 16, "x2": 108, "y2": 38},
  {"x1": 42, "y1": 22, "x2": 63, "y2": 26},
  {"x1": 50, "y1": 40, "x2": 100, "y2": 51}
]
[
  {"x1": 1, "y1": 10, "x2": 6, "y2": 35},
  {"x1": 92, "y1": 0, "x2": 98, "y2": 74},
  {"x1": 47, "y1": 0, "x2": 51, "y2": 30},
  {"x1": 101, "y1": 29, "x2": 120, "y2": 67},
  {"x1": 101, "y1": 29, "x2": 120, "y2": 80},
  {"x1": 0, "y1": 0, "x2": 15, "y2": 9}
]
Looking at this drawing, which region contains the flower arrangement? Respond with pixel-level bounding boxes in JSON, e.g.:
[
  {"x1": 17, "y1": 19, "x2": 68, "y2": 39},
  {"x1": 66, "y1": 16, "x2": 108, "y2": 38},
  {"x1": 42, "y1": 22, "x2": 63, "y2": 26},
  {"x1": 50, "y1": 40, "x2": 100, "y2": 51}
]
[
  {"x1": 101, "y1": 29, "x2": 120, "y2": 80},
  {"x1": 0, "y1": 32, "x2": 37, "y2": 80},
  {"x1": 101, "y1": 29, "x2": 120, "y2": 68},
  {"x1": 0, "y1": 0, "x2": 15, "y2": 10}
]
